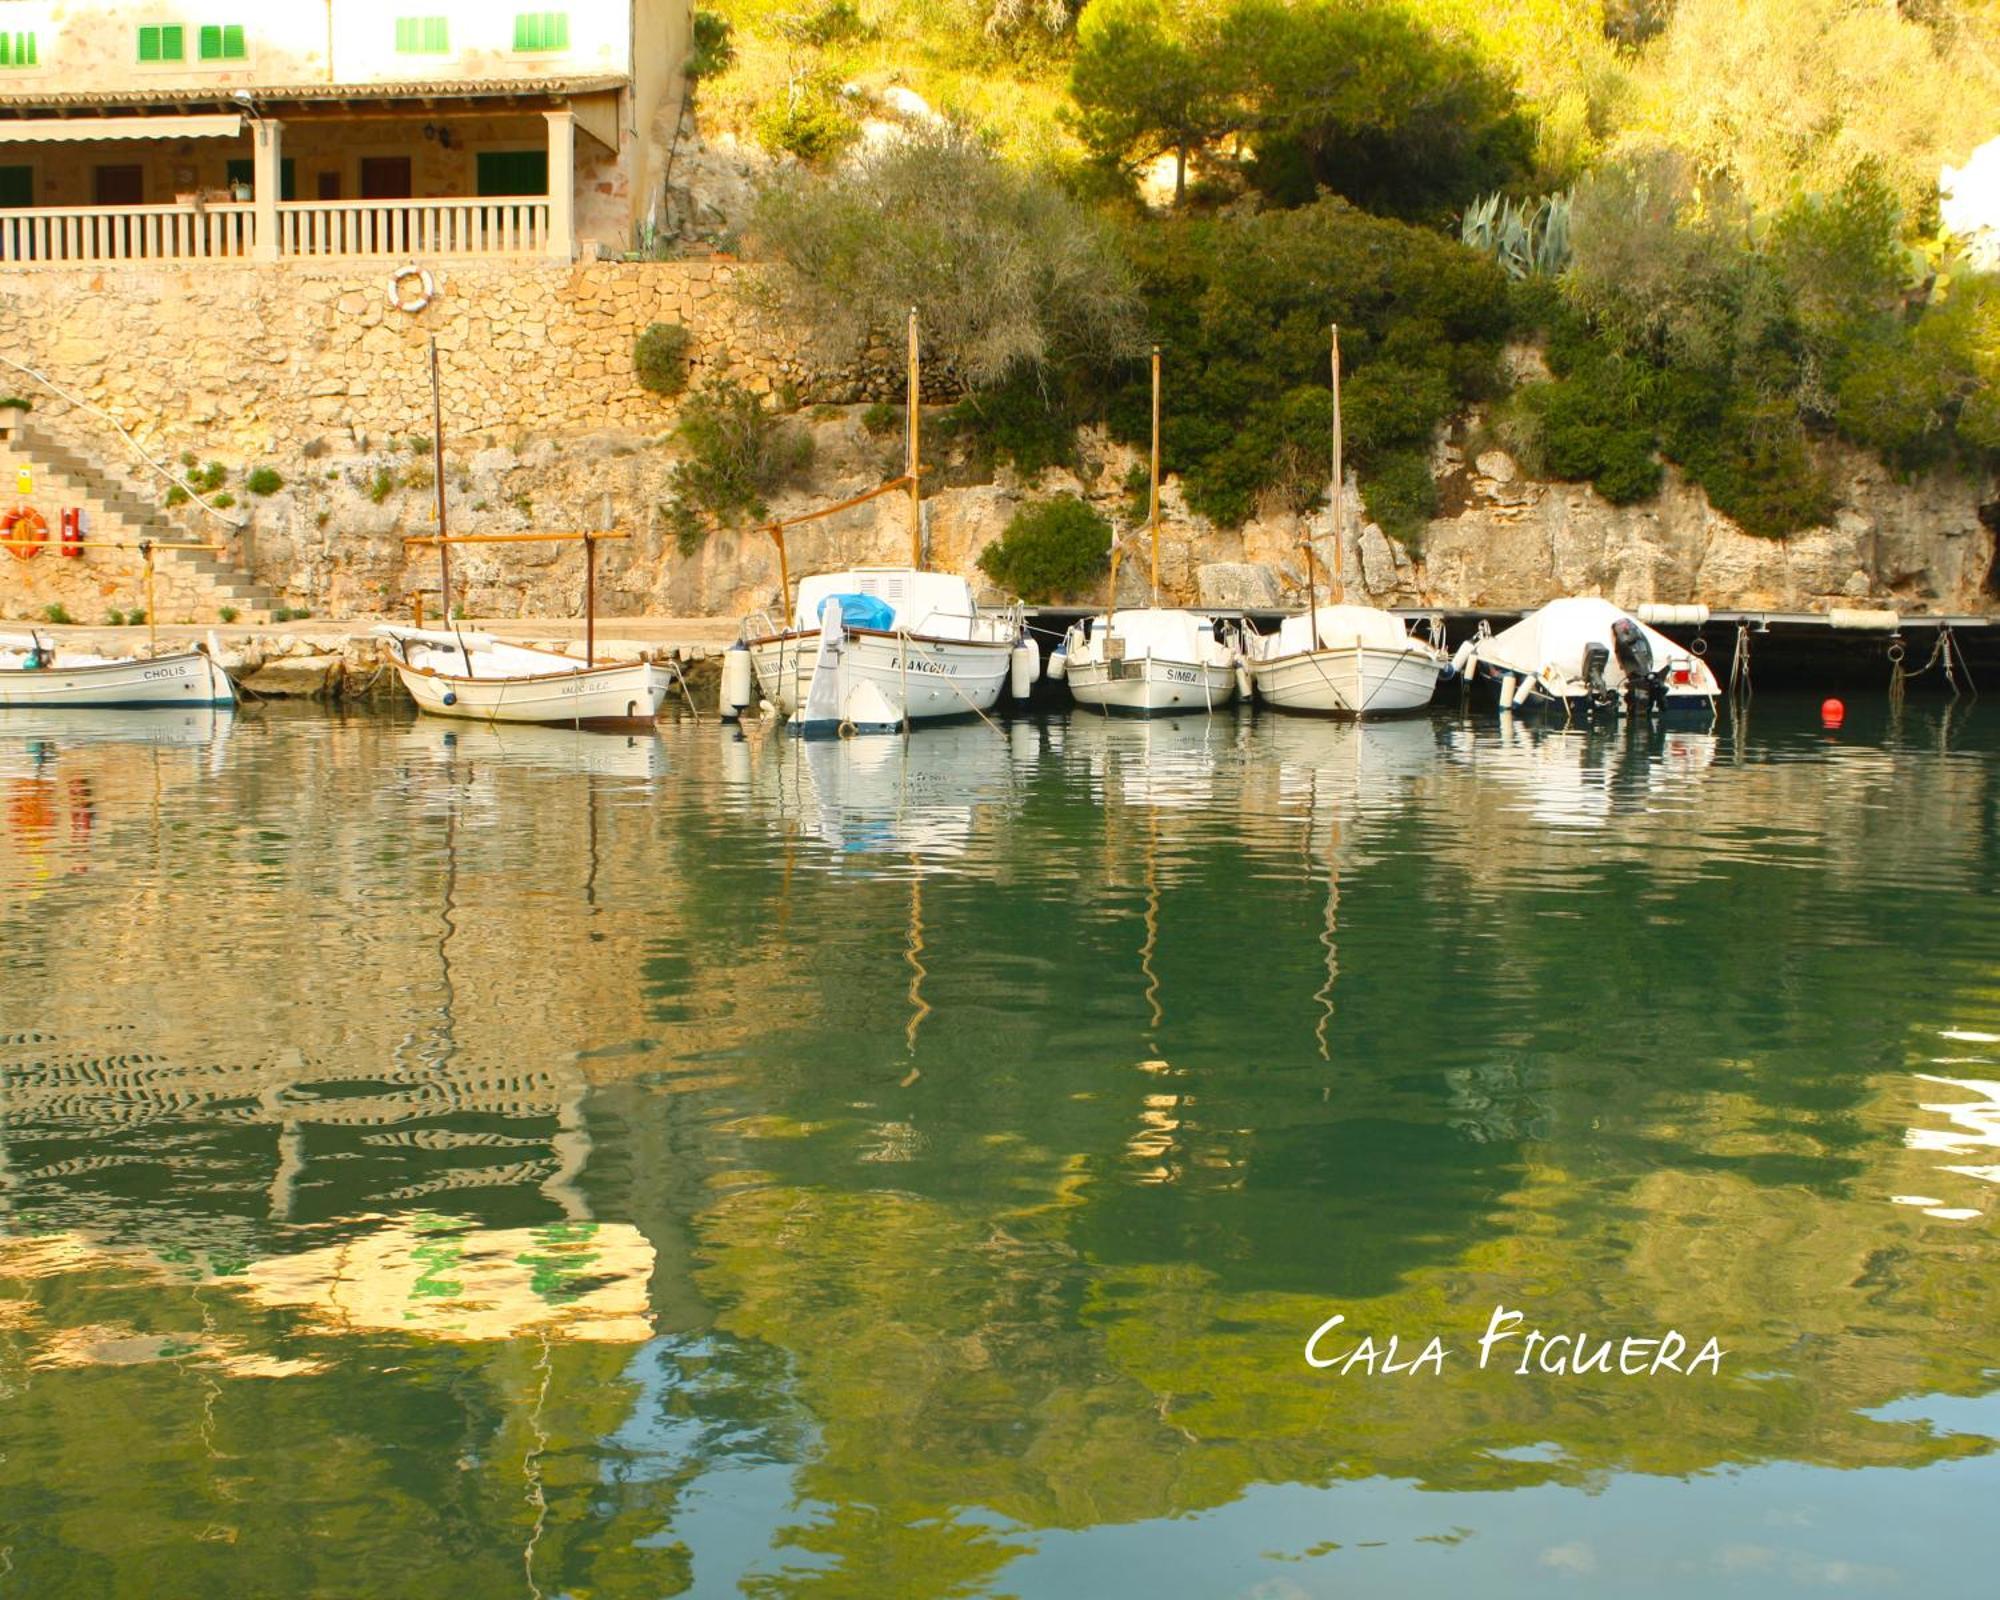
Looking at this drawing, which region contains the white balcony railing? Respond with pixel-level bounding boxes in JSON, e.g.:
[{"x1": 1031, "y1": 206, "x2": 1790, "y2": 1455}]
[
  {"x1": 0, "y1": 202, "x2": 256, "y2": 264},
  {"x1": 275, "y1": 197, "x2": 551, "y2": 259},
  {"x1": 0, "y1": 196, "x2": 552, "y2": 266}
]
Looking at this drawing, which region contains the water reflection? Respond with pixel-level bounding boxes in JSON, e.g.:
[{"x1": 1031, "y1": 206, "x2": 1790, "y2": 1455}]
[{"x1": 0, "y1": 700, "x2": 1995, "y2": 1596}]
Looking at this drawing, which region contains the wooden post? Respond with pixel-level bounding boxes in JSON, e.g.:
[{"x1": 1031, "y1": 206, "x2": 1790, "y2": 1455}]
[
  {"x1": 430, "y1": 338, "x2": 451, "y2": 620},
  {"x1": 1149, "y1": 344, "x2": 1162, "y2": 603},
  {"x1": 142, "y1": 541, "x2": 157, "y2": 657},
  {"x1": 1330, "y1": 323, "x2": 1345, "y2": 609},
  {"x1": 1302, "y1": 537, "x2": 1320, "y2": 651},
  {"x1": 584, "y1": 530, "x2": 596, "y2": 667},
  {"x1": 907, "y1": 307, "x2": 922, "y2": 571}
]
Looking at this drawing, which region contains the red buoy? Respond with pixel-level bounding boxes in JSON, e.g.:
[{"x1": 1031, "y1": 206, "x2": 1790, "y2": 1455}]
[{"x1": 1821, "y1": 697, "x2": 1845, "y2": 728}]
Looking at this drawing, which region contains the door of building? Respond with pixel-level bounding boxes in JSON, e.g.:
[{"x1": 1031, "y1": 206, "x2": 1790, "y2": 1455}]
[
  {"x1": 0, "y1": 166, "x2": 32, "y2": 208},
  {"x1": 475, "y1": 150, "x2": 549, "y2": 197},
  {"x1": 225, "y1": 158, "x2": 296, "y2": 201},
  {"x1": 93, "y1": 165, "x2": 145, "y2": 206},
  {"x1": 358, "y1": 157, "x2": 413, "y2": 200}
]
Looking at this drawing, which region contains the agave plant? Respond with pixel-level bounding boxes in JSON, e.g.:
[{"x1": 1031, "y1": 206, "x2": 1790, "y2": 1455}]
[{"x1": 1462, "y1": 191, "x2": 1573, "y2": 279}]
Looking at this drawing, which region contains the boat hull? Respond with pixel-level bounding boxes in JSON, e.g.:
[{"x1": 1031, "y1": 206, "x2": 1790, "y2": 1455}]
[
  {"x1": 1505, "y1": 682, "x2": 1720, "y2": 725},
  {"x1": 0, "y1": 649, "x2": 236, "y2": 710},
  {"x1": 392, "y1": 659, "x2": 671, "y2": 727},
  {"x1": 1251, "y1": 645, "x2": 1442, "y2": 717},
  {"x1": 748, "y1": 629, "x2": 1012, "y2": 734},
  {"x1": 1067, "y1": 654, "x2": 1238, "y2": 716}
]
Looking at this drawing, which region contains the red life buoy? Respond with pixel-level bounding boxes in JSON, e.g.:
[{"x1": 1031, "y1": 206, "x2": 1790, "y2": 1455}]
[{"x1": 1, "y1": 505, "x2": 48, "y2": 560}]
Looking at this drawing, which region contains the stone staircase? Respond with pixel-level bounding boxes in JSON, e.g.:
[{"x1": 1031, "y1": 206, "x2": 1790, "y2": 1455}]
[{"x1": 9, "y1": 423, "x2": 281, "y2": 623}]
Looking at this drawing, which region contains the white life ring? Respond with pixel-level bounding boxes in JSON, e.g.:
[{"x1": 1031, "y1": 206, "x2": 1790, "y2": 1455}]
[{"x1": 386, "y1": 265, "x2": 434, "y2": 314}]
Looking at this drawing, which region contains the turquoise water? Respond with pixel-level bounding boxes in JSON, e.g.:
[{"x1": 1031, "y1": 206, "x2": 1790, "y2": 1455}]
[{"x1": 1, "y1": 698, "x2": 1995, "y2": 1597}]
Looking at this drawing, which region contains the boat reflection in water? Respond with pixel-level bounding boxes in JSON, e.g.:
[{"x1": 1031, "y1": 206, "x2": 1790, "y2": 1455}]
[{"x1": 396, "y1": 716, "x2": 668, "y2": 783}]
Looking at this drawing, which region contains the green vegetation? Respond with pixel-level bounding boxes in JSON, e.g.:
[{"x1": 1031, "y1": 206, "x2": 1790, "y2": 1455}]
[
  {"x1": 975, "y1": 494, "x2": 1111, "y2": 599},
  {"x1": 634, "y1": 322, "x2": 697, "y2": 397},
  {"x1": 367, "y1": 467, "x2": 396, "y2": 504},
  {"x1": 41, "y1": 602, "x2": 72, "y2": 624},
  {"x1": 245, "y1": 466, "x2": 283, "y2": 496},
  {"x1": 218, "y1": 606, "x2": 239, "y2": 623},
  {"x1": 190, "y1": 461, "x2": 227, "y2": 492},
  {"x1": 661, "y1": 379, "x2": 816, "y2": 554},
  {"x1": 210, "y1": 492, "x2": 236, "y2": 510},
  {"x1": 0, "y1": 394, "x2": 32, "y2": 410},
  {"x1": 714, "y1": 0, "x2": 2000, "y2": 539}
]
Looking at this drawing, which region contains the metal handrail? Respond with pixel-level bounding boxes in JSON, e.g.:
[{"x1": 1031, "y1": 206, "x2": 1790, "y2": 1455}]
[{"x1": 0, "y1": 352, "x2": 246, "y2": 530}]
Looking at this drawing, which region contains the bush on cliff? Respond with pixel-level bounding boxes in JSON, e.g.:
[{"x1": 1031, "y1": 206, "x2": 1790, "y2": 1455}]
[
  {"x1": 661, "y1": 380, "x2": 815, "y2": 555},
  {"x1": 753, "y1": 122, "x2": 1144, "y2": 393},
  {"x1": 977, "y1": 495, "x2": 1112, "y2": 601},
  {"x1": 635, "y1": 322, "x2": 696, "y2": 398},
  {"x1": 1107, "y1": 198, "x2": 1509, "y2": 530}
]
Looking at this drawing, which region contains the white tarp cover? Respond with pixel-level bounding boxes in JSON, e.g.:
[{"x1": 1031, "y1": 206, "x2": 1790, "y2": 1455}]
[
  {"x1": 1474, "y1": 597, "x2": 1688, "y2": 684},
  {"x1": 1273, "y1": 605, "x2": 1413, "y2": 655}
]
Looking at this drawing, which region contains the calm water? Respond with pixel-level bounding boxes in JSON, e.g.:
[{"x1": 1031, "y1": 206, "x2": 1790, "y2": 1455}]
[{"x1": 2, "y1": 698, "x2": 1996, "y2": 1598}]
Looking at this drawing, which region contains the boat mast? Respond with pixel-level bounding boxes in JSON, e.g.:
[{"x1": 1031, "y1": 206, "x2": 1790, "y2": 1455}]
[
  {"x1": 430, "y1": 337, "x2": 452, "y2": 620},
  {"x1": 907, "y1": 307, "x2": 923, "y2": 571},
  {"x1": 1330, "y1": 323, "x2": 1345, "y2": 610},
  {"x1": 1149, "y1": 343, "x2": 1162, "y2": 604}
]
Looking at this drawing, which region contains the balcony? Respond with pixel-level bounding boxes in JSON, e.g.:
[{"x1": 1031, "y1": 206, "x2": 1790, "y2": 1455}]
[{"x1": 0, "y1": 195, "x2": 557, "y2": 265}]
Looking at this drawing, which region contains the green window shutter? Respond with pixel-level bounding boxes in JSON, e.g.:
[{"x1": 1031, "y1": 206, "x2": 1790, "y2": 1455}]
[
  {"x1": 21, "y1": 33, "x2": 33, "y2": 66},
  {"x1": 0, "y1": 36, "x2": 11, "y2": 69},
  {"x1": 139, "y1": 26, "x2": 159, "y2": 62},
  {"x1": 425, "y1": 17, "x2": 449, "y2": 51},
  {"x1": 199, "y1": 25, "x2": 221, "y2": 59},
  {"x1": 395, "y1": 17, "x2": 414, "y2": 51},
  {"x1": 163, "y1": 25, "x2": 183, "y2": 59},
  {"x1": 397, "y1": 17, "x2": 450, "y2": 53},
  {"x1": 223, "y1": 25, "x2": 245, "y2": 59},
  {"x1": 514, "y1": 13, "x2": 567, "y2": 51}
]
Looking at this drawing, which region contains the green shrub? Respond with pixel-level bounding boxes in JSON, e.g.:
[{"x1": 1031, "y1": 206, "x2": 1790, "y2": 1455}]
[
  {"x1": 164, "y1": 484, "x2": 190, "y2": 507},
  {"x1": 104, "y1": 610, "x2": 124, "y2": 626},
  {"x1": 41, "y1": 602, "x2": 72, "y2": 624},
  {"x1": 403, "y1": 462, "x2": 436, "y2": 493},
  {"x1": 945, "y1": 375, "x2": 1078, "y2": 477},
  {"x1": 661, "y1": 380, "x2": 815, "y2": 554},
  {"x1": 976, "y1": 496, "x2": 1112, "y2": 601},
  {"x1": 687, "y1": 11, "x2": 734, "y2": 80},
  {"x1": 218, "y1": 606, "x2": 239, "y2": 623},
  {"x1": 0, "y1": 395, "x2": 31, "y2": 411},
  {"x1": 1359, "y1": 449, "x2": 1437, "y2": 545},
  {"x1": 210, "y1": 492, "x2": 236, "y2": 510},
  {"x1": 860, "y1": 401, "x2": 901, "y2": 436},
  {"x1": 634, "y1": 322, "x2": 696, "y2": 398},
  {"x1": 755, "y1": 71, "x2": 859, "y2": 165},
  {"x1": 367, "y1": 467, "x2": 396, "y2": 504},
  {"x1": 126, "y1": 608, "x2": 146, "y2": 626},
  {"x1": 245, "y1": 466, "x2": 283, "y2": 496},
  {"x1": 192, "y1": 461, "x2": 228, "y2": 492}
]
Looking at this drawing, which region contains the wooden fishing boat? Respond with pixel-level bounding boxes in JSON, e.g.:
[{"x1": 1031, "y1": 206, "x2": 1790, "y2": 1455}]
[
  {"x1": 381, "y1": 339, "x2": 673, "y2": 729},
  {"x1": 1245, "y1": 325, "x2": 1447, "y2": 717},
  {"x1": 727, "y1": 311, "x2": 1035, "y2": 736},
  {"x1": 1059, "y1": 346, "x2": 1246, "y2": 717}
]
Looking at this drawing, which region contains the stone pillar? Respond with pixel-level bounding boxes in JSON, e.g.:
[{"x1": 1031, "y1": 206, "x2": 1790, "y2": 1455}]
[
  {"x1": 544, "y1": 107, "x2": 575, "y2": 262},
  {"x1": 252, "y1": 117, "x2": 283, "y2": 262}
]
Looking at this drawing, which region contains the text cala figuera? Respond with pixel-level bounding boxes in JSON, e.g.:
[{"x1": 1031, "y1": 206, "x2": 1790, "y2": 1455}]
[{"x1": 1303, "y1": 1306, "x2": 1725, "y2": 1377}]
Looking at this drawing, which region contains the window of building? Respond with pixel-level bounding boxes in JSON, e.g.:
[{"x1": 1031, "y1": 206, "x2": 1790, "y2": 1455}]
[
  {"x1": 395, "y1": 17, "x2": 450, "y2": 54},
  {"x1": 94, "y1": 166, "x2": 145, "y2": 207},
  {"x1": 225, "y1": 158, "x2": 296, "y2": 201},
  {"x1": 138, "y1": 25, "x2": 185, "y2": 62},
  {"x1": 476, "y1": 150, "x2": 549, "y2": 197},
  {"x1": 512, "y1": 13, "x2": 569, "y2": 52},
  {"x1": 197, "y1": 24, "x2": 247, "y2": 61},
  {"x1": 0, "y1": 166, "x2": 33, "y2": 208},
  {"x1": 0, "y1": 32, "x2": 39, "y2": 68}
]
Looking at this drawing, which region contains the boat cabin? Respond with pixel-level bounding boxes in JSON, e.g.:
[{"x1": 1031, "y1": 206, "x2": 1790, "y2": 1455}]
[
  {"x1": 1272, "y1": 605, "x2": 1414, "y2": 654},
  {"x1": 792, "y1": 568, "x2": 983, "y2": 640}
]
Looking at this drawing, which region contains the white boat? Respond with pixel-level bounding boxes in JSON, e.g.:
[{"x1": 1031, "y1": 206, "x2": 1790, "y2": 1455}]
[
  {"x1": 378, "y1": 626, "x2": 672, "y2": 728},
  {"x1": 1061, "y1": 607, "x2": 1242, "y2": 716},
  {"x1": 1457, "y1": 597, "x2": 1720, "y2": 722},
  {"x1": 742, "y1": 567, "x2": 1029, "y2": 736},
  {"x1": 0, "y1": 633, "x2": 236, "y2": 710},
  {"x1": 1246, "y1": 605, "x2": 1448, "y2": 716}
]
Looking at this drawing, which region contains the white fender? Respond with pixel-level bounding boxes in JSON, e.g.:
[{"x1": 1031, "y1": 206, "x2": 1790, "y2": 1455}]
[
  {"x1": 1498, "y1": 671, "x2": 1519, "y2": 711},
  {"x1": 1009, "y1": 641, "x2": 1038, "y2": 698},
  {"x1": 1047, "y1": 643, "x2": 1068, "y2": 683},
  {"x1": 1450, "y1": 639, "x2": 1477, "y2": 679},
  {"x1": 720, "y1": 642, "x2": 754, "y2": 718}
]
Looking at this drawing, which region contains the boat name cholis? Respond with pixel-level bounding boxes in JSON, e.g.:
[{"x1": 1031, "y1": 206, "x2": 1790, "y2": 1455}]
[{"x1": 1304, "y1": 1305, "x2": 1725, "y2": 1377}]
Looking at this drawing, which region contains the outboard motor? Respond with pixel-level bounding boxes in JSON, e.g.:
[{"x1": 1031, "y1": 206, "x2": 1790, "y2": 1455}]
[
  {"x1": 1581, "y1": 641, "x2": 1614, "y2": 710},
  {"x1": 1610, "y1": 616, "x2": 1665, "y2": 712}
]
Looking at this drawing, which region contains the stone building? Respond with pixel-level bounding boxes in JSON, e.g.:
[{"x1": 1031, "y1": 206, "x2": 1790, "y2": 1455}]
[{"x1": 0, "y1": 0, "x2": 691, "y2": 264}]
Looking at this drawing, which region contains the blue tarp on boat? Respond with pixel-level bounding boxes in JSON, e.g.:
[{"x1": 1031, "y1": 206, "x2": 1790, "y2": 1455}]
[{"x1": 818, "y1": 593, "x2": 897, "y2": 631}]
